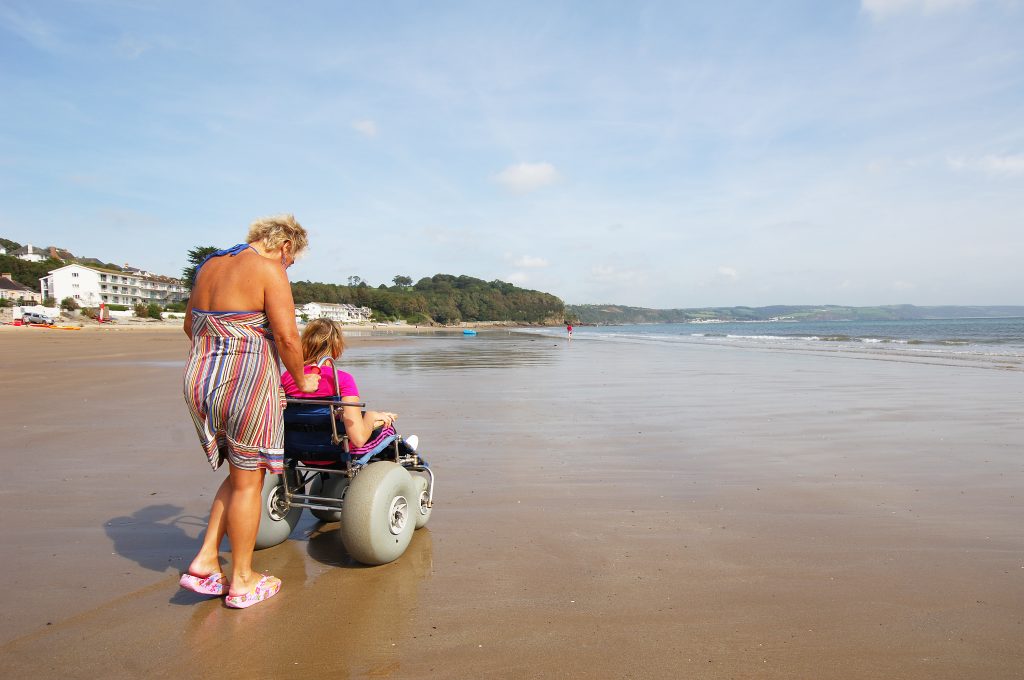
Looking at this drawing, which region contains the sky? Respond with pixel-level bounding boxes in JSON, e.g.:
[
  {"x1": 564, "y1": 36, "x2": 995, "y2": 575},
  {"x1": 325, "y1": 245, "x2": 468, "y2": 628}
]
[{"x1": 1, "y1": 0, "x2": 1022, "y2": 308}]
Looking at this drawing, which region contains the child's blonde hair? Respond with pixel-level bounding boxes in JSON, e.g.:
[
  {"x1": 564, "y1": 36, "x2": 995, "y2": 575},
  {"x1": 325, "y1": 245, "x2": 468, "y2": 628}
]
[{"x1": 301, "y1": 318, "x2": 345, "y2": 365}]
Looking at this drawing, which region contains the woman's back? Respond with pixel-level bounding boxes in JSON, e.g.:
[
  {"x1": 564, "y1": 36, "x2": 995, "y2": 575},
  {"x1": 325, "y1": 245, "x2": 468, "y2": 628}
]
[{"x1": 190, "y1": 247, "x2": 273, "y2": 312}]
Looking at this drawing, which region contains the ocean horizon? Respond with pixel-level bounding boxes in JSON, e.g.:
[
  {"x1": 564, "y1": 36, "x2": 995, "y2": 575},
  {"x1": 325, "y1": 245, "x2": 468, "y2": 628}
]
[{"x1": 527, "y1": 317, "x2": 1024, "y2": 370}]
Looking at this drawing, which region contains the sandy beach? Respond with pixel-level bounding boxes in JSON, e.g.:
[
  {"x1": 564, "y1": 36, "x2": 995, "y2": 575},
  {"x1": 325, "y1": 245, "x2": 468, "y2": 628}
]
[{"x1": 0, "y1": 326, "x2": 1021, "y2": 678}]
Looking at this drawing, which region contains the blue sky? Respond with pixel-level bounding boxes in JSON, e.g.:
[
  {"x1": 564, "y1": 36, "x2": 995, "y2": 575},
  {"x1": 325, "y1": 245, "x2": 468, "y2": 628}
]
[{"x1": 1, "y1": 0, "x2": 1022, "y2": 308}]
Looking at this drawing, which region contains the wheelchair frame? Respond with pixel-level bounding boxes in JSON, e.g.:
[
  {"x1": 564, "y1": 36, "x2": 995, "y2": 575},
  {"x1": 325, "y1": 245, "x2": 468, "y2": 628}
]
[{"x1": 273, "y1": 357, "x2": 434, "y2": 525}]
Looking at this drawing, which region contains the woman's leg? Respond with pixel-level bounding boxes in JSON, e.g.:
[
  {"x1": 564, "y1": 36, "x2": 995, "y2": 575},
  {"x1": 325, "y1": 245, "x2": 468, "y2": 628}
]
[
  {"x1": 225, "y1": 464, "x2": 267, "y2": 595},
  {"x1": 186, "y1": 476, "x2": 231, "y2": 578}
]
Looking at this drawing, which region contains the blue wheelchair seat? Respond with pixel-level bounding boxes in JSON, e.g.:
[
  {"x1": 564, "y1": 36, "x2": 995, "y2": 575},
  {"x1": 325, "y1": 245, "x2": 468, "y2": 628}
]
[{"x1": 283, "y1": 399, "x2": 347, "y2": 463}]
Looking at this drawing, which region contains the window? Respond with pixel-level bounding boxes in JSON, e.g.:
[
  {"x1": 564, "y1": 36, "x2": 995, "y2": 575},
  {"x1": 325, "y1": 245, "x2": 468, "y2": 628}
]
[{"x1": 72, "y1": 272, "x2": 79, "y2": 278}]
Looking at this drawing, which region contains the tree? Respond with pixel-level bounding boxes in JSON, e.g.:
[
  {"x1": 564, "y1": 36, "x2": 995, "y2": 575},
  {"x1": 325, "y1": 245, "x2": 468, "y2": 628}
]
[
  {"x1": 60, "y1": 296, "x2": 79, "y2": 311},
  {"x1": 392, "y1": 274, "x2": 413, "y2": 287},
  {"x1": 347, "y1": 275, "x2": 362, "y2": 287},
  {"x1": 182, "y1": 246, "x2": 219, "y2": 290},
  {"x1": 0, "y1": 253, "x2": 61, "y2": 291}
]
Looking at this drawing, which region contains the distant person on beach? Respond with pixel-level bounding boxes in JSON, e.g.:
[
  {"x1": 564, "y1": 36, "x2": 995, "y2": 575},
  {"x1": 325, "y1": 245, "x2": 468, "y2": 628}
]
[
  {"x1": 566, "y1": 323, "x2": 573, "y2": 339},
  {"x1": 281, "y1": 318, "x2": 419, "y2": 454},
  {"x1": 180, "y1": 214, "x2": 319, "y2": 609}
]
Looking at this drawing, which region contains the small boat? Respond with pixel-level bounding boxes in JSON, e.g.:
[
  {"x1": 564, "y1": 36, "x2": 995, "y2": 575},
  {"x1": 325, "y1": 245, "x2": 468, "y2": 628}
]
[{"x1": 462, "y1": 329, "x2": 477, "y2": 335}]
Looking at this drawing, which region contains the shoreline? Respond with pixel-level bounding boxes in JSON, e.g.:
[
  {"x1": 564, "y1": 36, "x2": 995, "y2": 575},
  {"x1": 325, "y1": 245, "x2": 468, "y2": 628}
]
[{"x1": 0, "y1": 319, "x2": 543, "y2": 334}]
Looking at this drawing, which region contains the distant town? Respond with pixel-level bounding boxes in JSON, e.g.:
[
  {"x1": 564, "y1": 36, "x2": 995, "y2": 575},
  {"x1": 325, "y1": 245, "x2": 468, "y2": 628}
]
[{"x1": 0, "y1": 239, "x2": 371, "y2": 324}]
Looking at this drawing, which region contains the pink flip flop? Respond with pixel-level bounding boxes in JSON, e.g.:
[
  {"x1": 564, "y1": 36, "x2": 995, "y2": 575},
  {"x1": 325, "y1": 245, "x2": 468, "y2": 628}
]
[
  {"x1": 225, "y1": 574, "x2": 281, "y2": 609},
  {"x1": 179, "y1": 572, "x2": 227, "y2": 596}
]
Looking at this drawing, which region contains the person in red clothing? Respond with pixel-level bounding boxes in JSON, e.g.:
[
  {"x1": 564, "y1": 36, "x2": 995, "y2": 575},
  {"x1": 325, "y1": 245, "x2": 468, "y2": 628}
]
[{"x1": 566, "y1": 322, "x2": 573, "y2": 339}]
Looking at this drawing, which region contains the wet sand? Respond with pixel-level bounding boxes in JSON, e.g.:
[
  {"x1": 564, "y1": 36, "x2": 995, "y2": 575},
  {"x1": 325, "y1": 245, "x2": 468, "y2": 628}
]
[{"x1": 0, "y1": 327, "x2": 1021, "y2": 678}]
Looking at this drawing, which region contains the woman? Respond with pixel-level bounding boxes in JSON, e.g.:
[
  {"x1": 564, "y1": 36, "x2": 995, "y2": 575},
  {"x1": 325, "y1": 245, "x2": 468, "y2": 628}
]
[{"x1": 180, "y1": 214, "x2": 319, "y2": 609}]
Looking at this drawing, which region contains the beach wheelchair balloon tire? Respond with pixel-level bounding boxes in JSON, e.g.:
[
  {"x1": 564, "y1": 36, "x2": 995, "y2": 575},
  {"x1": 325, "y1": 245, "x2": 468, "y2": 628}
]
[
  {"x1": 413, "y1": 474, "x2": 432, "y2": 529},
  {"x1": 341, "y1": 461, "x2": 417, "y2": 565},
  {"x1": 254, "y1": 472, "x2": 303, "y2": 549}
]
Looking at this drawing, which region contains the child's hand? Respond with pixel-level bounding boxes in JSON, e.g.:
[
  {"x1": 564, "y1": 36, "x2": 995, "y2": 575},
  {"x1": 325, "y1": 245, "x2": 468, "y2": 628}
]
[{"x1": 371, "y1": 411, "x2": 397, "y2": 427}]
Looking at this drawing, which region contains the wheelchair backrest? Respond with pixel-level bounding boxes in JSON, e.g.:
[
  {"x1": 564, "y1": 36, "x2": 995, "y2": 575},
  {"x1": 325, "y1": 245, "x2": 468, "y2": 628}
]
[{"x1": 283, "y1": 399, "x2": 346, "y2": 460}]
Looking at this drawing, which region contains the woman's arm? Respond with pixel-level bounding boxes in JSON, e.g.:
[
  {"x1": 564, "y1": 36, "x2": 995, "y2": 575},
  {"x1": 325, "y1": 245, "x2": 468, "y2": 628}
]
[
  {"x1": 264, "y1": 263, "x2": 318, "y2": 392},
  {"x1": 183, "y1": 297, "x2": 194, "y2": 339},
  {"x1": 340, "y1": 395, "x2": 396, "y2": 448}
]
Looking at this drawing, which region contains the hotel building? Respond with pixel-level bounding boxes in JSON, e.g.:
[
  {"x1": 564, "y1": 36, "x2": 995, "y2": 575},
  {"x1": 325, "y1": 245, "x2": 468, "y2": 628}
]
[{"x1": 40, "y1": 263, "x2": 188, "y2": 308}]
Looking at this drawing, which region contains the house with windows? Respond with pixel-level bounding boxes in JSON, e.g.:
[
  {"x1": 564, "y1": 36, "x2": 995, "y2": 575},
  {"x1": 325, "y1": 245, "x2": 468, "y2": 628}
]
[
  {"x1": 0, "y1": 273, "x2": 42, "y2": 303},
  {"x1": 300, "y1": 302, "x2": 372, "y2": 323},
  {"x1": 39, "y1": 263, "x2": 188, "y2": 308},
  {"x1": 12, "y1": 244, "x2": 47, "y2": 262}
]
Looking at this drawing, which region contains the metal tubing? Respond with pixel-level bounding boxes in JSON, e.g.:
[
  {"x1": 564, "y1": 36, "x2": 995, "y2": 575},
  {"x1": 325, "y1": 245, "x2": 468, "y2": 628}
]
[
  {"x1": 411, "y1": 466, "x2": 435, "y2": 507},
  {"x1": 284, "y1": 398, "x2": 365, "y2": 408}
]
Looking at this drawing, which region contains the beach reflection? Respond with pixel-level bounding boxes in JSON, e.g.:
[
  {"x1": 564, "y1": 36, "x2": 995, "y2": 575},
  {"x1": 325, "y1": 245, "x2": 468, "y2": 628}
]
[
  {"x1": 181, "y1": 529, "x2": 434, "y2": 677},
  {"x1": 346, "y1": 335, "x2": 563, "y2": 372}
]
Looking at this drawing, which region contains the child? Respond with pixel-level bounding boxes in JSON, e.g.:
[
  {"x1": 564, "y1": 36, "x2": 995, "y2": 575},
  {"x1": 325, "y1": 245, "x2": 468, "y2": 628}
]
[{"x1": 281, "y1": 318, "x2": 418, "y2": 454}]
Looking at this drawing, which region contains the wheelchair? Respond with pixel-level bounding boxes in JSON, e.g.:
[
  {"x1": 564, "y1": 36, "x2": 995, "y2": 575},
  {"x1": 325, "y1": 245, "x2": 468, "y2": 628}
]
[{"x1": 253, "y1": 358, "x2": 434, "y2": 566}]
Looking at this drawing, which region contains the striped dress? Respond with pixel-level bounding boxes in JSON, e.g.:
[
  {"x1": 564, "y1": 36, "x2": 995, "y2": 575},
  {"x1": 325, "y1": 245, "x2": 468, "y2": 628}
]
[{"x1": 184, "y1": 310, "x2": 287, "y2": 473}]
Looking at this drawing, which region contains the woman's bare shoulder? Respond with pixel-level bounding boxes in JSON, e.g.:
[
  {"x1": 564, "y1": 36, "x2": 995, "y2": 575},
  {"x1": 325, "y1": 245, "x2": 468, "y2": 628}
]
[{"x1": 230, "y1": 250, "x2": 287, "y2": 288}]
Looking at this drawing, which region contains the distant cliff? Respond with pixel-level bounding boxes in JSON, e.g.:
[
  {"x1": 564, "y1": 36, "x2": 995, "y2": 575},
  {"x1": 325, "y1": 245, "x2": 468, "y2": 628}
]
[{"x1": 566, "y1": 304, "x2": 1024, "y2": 325}]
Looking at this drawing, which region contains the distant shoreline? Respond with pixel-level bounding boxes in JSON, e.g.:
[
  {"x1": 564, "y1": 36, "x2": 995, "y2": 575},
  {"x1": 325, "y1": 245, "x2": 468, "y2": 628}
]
[{"x1": 566, "y1": 303, "x2": 1024, "y2": 325}]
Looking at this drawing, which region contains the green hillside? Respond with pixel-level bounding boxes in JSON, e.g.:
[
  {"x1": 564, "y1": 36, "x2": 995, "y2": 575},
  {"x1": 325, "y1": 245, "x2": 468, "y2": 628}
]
[{"x1": 292, "y1": 274, "x2": 566, "y2": 325}]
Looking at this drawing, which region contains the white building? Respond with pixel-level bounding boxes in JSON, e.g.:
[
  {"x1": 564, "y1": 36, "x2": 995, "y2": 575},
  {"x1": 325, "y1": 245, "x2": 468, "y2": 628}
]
[
  {"x1": 39, "y1": 263, "x2": 188, "y2": 308},
  {"x1": 0, "y1": 273, "x2": 42, "y2": 303},
  {"x1": 12, "y1": 244, "x2": 47, "y2": 262},
  {"x1": 301, "y1": 302, "x2": 372, "y2": 323}
]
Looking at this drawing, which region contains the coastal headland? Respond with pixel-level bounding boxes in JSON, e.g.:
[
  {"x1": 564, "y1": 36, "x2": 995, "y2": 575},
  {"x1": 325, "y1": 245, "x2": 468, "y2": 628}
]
[{"x1": 0, "y1": 327, "x2": 1020, "y2": 678}]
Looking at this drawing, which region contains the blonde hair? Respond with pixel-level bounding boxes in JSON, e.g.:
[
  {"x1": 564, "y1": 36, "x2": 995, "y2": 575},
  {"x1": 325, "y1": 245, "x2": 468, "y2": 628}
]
[
  {"x1": 301, "y1": 318, "x2": 346, "y2": 365},
  {"x1": 247, "y1": 214, "x2": 309, "y2": 257}
]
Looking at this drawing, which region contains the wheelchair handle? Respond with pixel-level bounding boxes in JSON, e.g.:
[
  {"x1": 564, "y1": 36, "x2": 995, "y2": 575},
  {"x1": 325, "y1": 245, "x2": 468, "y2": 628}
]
[{"x1": 316, "y1": 355, "x2": 343, "y2": 400}]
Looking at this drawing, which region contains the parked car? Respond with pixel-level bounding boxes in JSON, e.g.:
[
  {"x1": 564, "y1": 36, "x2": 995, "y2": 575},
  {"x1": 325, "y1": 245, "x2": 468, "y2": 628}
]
[{"x1": 22, "y1": 311, "x2": 54, "y2": 325}]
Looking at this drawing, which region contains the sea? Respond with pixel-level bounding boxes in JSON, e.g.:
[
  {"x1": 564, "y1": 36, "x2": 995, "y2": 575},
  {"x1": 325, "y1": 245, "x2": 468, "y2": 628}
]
[{"x1": 527, "y1": 317, "x2": 1024, "y2": 370}]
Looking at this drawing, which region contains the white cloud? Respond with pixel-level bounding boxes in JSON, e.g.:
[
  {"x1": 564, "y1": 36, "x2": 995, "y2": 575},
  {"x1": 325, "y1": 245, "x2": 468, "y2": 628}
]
[
  {"x1": 718, "y1": 266, "x2": 739, "y2": 280},
  {"x1": 590, "y1": 265, "x2": 639, "y2": 284},
  {"x1": 947, "y1": 154, "x2": 1024, "y2": 176},
  {"x1": 352, "y1": 119, "x2": 378, "y2": 138},
  {"x1": 861, "y1": 0, "x2": 977, "y2": 18},
  {"x1": 0, "y1": 4, "x2": 61, "y2": 52},
  {"x1": 506, "y1": 271, "x2": 529, "y2": 284},
  {"x1": 116, "y1": 35, "x2": 152, "y2": 59},
  {"x1": 512, "y1": 255, "x2": 549, "y2": 268},
  {"x1": 494, "y1": 162, "x2": 559, "y2": 194}
]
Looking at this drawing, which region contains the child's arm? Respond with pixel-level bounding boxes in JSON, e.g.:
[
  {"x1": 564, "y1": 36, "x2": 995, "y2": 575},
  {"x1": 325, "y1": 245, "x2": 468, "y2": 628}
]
[{"x1": 340, "y1": 395, "x2": 397, "y2": 448}]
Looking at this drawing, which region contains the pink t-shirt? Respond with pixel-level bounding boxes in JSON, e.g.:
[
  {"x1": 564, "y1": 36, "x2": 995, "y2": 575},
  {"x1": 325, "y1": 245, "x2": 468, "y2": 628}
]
[{"x1": 281, "y1": 366, "x2": 359, "y2": 399}]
